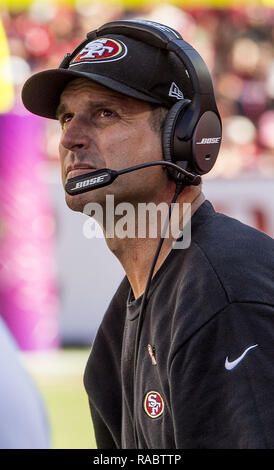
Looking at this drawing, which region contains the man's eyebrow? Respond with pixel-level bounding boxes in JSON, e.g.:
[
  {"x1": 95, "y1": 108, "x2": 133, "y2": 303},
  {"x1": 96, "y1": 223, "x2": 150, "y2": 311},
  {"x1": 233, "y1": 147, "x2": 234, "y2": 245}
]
[
  {"x1": 56, "y1": 98, "x2": 125, "y2": 117},
  {"x1": 55, "y1": 95, "x2": 136, "y2": 120}
]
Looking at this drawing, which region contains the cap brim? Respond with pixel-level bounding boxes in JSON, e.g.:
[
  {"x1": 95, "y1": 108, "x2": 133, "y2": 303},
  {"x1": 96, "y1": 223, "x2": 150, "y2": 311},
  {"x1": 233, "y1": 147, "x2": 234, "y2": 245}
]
[{"x1": 22, "y1": 68, "x2": 163, "y2": 119}]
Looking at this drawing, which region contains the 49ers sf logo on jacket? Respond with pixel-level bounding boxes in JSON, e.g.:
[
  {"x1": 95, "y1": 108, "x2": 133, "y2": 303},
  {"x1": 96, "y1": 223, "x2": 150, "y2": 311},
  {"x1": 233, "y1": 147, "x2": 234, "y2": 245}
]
[{"x1": 144, "y1": 391, "x2": 164, "y2": 418}]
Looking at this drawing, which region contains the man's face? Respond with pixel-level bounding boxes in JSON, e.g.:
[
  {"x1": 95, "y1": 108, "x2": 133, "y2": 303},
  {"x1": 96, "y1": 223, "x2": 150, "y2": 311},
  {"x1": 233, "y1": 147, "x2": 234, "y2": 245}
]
[{"x1": 57, "y1": 78, "x2": 169, "y2": 213}]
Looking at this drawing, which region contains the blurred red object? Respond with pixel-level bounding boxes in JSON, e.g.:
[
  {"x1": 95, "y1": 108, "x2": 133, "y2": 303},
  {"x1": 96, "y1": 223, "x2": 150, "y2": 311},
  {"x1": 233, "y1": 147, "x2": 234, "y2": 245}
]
[{"x1": 24, "y1": 25, "x2": 53, "y2": 58}]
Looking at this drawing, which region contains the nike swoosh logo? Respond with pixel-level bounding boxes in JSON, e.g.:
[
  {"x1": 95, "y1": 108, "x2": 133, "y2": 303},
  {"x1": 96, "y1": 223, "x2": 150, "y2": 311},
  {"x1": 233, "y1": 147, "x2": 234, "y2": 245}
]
[{"x1": 225, "y1": 344, "x2": 258, "y2": 370}]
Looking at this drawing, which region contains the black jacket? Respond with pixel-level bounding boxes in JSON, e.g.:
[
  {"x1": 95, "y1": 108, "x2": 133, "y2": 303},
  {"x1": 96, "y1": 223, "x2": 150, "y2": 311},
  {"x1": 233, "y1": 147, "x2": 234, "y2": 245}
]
[{"x1": 84, "y1": 200, "x2": 274, "y2": 448}]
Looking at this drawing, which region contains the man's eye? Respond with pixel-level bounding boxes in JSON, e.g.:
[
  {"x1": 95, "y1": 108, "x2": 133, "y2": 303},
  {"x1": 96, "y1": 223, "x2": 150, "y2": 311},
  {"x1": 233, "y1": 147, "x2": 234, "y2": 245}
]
[
  {"x1": 99, "y1": 109, "x2": 116, "y2": 118},
  {"x1": 61, "y1": 113, "x2": 73, "y2": 125}
]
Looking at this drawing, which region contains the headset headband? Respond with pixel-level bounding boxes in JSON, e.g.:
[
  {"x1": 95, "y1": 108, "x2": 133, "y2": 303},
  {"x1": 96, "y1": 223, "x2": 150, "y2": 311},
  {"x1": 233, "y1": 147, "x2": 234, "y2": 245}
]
[{"x1": 85, "y1": 20, "x2": 215, "y2": 99}]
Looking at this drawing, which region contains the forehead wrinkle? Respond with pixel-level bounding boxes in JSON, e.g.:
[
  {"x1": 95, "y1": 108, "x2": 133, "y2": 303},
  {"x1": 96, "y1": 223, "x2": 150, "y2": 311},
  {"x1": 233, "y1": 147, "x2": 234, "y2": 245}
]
[
  {"x1": 59, "y1": 78, "x2": 154, "y2": 114},
  {"x1": 57, "y1": 97, "x2": 128, "y2": 119},
  {"x1": 57, "y1": 84, "x2": 155, "y2": 121},
  {"x1": 60, "y1": 78, "x2": 128, "y2": 104},
  {"x1": 56, "y1": 83, "x2": 126, "y2": 119}
]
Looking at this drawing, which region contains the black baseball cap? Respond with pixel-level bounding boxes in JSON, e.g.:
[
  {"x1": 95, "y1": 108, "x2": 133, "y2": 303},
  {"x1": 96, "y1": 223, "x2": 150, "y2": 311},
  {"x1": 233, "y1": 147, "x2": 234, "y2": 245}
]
[{"x1": 22, "y1": 32, "x2": 194, "y2": 119}]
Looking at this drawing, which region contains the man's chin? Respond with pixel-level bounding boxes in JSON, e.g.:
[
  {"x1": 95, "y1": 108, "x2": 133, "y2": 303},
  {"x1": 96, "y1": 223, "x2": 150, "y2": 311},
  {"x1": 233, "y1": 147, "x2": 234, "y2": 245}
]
[
  {"x1": 65, "y1": 193, "x2": 89, "y2": 213},
  {"x1": 64, "y1": 191, "x2": 107, "y2": 213}
]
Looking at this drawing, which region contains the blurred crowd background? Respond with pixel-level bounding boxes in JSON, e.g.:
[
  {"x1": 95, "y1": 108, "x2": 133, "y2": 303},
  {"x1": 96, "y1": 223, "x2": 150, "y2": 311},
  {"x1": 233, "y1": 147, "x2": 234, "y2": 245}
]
[{"x1": 0, "y1": 0, "x2": 273, "y2": 450}]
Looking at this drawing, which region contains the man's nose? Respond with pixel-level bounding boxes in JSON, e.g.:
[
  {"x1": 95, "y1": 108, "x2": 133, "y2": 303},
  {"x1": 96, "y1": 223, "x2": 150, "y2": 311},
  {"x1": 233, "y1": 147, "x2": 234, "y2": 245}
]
[{"x1": 60, "y1": 115, "x2": 90, "y2": 151}]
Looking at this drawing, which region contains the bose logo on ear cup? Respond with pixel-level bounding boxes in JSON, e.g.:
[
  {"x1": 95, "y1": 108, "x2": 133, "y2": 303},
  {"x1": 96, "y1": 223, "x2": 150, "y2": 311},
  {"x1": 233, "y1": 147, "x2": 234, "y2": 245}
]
[{"x1": 196, "y1": 137, "x2": 221, "y2": 145}]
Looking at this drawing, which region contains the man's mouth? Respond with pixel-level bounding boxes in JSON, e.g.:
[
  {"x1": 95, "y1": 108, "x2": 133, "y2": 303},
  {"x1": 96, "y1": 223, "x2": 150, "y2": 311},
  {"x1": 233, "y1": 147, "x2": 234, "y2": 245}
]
[
  {"x1": 67, "y1": 168, "x2": 97, "y2": 179},
  {"x1": 66, "y1": 164, "x2": 97, "y2": 180}
]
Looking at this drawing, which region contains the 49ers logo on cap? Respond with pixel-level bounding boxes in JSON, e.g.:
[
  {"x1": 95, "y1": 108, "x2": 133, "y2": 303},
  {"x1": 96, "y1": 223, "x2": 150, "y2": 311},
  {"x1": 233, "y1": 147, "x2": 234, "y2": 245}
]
[
  {"x1": 70, "y1": 38, "x2": 127, "y2": 65},
  {"x1": 144, "y1": 391, "x2": 164, "y2": 418}
]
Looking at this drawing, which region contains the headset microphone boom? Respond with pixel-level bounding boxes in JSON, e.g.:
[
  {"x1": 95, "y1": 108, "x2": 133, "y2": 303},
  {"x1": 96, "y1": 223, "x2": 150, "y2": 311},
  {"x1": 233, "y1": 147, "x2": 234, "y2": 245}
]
[{"x1": 65, "y1": 160, "x2": 201, "y2": 196}]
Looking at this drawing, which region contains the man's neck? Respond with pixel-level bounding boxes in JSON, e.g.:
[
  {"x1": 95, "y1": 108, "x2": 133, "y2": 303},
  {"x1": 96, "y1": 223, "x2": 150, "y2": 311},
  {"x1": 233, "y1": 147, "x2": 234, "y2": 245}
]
[{"x1": 104, "y1": 187, "x2": 205, "y2": 299}]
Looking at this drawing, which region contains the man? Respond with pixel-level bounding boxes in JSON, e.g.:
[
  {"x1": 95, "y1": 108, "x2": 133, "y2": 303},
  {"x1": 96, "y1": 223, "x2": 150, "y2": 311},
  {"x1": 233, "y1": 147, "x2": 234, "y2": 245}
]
[{"x1": 22, "y1": 20, "x2": 274, "y2": 449}]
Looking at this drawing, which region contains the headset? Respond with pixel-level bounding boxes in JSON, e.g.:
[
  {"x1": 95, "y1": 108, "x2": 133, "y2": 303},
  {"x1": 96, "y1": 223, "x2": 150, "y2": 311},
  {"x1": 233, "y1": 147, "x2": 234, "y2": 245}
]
[
  {"x1": 62, "y1": 19, "x2": 222, "y2": 188},
  {"x1": 62, "y1": 19, "x2": 222, "y2": 448}
]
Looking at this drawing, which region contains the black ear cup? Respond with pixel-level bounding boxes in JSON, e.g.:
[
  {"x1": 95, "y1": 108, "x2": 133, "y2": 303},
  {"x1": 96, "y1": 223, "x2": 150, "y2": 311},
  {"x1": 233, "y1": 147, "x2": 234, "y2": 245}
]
[
  {"x1": 162, "y1": 100, "x2": 222, "y2": 180},
  {"x1": 162, "y1": 100, "x2": 191, "y2": 180},
  {"x1": 191, "y1": 111, "x2": 222, "y2": 174}
]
